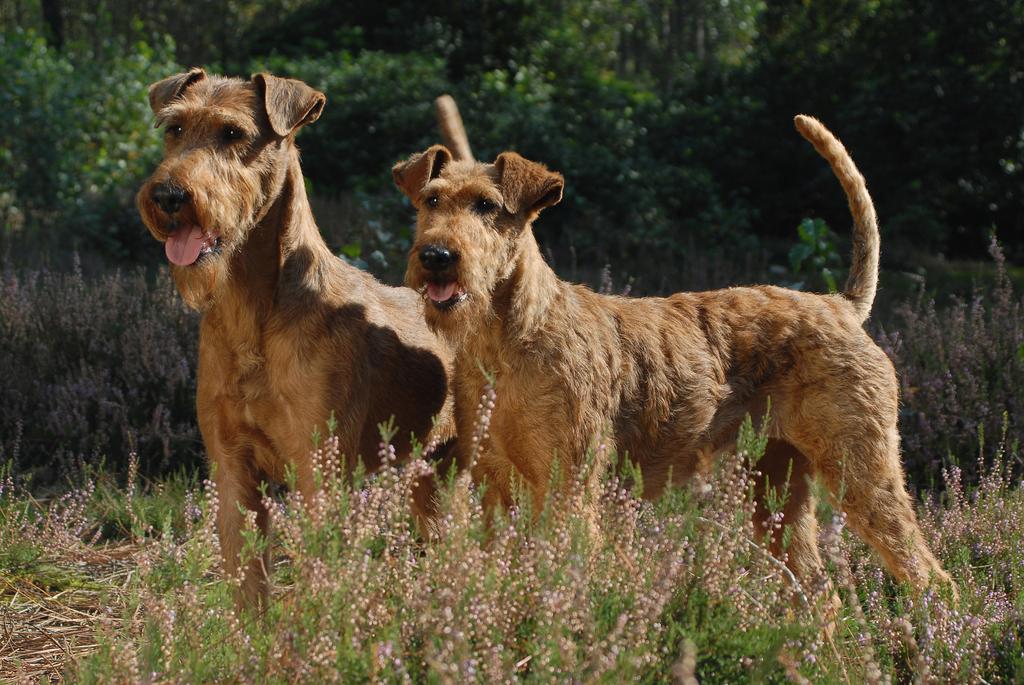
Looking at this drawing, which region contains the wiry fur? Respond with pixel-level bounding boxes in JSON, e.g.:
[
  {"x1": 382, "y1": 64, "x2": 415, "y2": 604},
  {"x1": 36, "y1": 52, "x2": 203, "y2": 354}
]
[
  {"x1": 794, "y1": 115, "x2": 879, "y2": 322},
  {"x1": 138, "y1": 69, "x2": 455, "y2": 610},
  {"x1": 394, "y1": 117, "x2": 955, "y2": 598}
]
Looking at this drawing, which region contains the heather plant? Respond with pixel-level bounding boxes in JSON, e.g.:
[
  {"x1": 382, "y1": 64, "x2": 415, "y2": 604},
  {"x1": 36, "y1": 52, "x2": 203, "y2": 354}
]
[
  {"x1": 1, "y1": 238, "x2": 1020, "y2": 493},
  {"x1": 1, "y1": 243, "x2": 1022, "y2": 681},
  {"x1": 877, "y1": 236, "x2": 1024, "y2": 484},
  {"x1": 0, "y1": 258, "x2": 200, "y2": 483},
  {"x1": 65, "y1": 417, "x2": 824, "y2": 683},
  {"x1": 0, "y1": 409, "x2": 1018, "y2": 683},
  {"x1": 0, "y1": 247, "x2": 765, "y2": 491}
]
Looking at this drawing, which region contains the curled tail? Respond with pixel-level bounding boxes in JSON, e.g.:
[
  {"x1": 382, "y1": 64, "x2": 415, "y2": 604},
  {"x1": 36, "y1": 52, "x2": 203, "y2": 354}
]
[
  {"x1": 794, "y1": 115, "x2": 879, "y2": 324},
  {"x1": 434, "y1": 94, "x2": 474, "y2": 162}
]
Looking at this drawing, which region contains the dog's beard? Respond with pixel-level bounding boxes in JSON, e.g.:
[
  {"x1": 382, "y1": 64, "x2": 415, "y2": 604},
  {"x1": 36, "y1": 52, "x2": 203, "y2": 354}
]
[
  {"x1": 143, "y1": 207, "x2": 238, "y2": 311},
  {"x1": 423, "y1": 287, "x2": 494, "y2": 349},
  {"x1": 167, "y1": 213, "x2": 246, "y2": 311},
  {"x1": 406, "y1": 260, "x2": 495, "y2": 350},
  {"x1": 171, "y1": 256, "x2": 229, "y2": 310},
  {"x1": 138, "y1": 177, "x2": 259, "y2": 311}
]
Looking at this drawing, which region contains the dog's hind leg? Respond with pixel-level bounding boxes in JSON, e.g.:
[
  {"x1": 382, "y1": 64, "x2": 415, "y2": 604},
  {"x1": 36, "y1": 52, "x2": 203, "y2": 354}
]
[
  {"x1": 752, "y1": 440, "x2": 845, "y2": 628},
  {"x1": 792, "y1": 420, "x2": 956, "y2": 598},
  {"x1": 752, "y1": 440, "x2": 823, "y2": 585}
]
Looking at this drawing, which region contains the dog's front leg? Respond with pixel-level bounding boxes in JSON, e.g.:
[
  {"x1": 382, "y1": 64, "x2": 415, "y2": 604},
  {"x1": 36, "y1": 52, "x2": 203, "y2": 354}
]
[
  {"x1": 488, "y1": 413, "x2": 573, "y2": 517},
  {"x1": 197, "y1": 384, "x2": 272, "y2": 612},
  {"x1": 211, "y1": 446, "x2": 271, "y2": 613}
]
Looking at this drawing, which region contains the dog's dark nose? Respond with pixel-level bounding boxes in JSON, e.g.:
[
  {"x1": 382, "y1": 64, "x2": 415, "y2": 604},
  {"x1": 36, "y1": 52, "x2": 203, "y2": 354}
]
[
  {"x1": 151, "y1": 183, "x2": 189, "y2": 215},
  {"x1": 419, "y1": 244, "x2": 456, "y2": 272}
]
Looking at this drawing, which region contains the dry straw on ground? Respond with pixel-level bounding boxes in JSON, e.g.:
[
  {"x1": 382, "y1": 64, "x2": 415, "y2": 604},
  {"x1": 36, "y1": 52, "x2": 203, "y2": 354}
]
[{"x1": 1, "y1": 543, "x2": 134, "y2": 683}]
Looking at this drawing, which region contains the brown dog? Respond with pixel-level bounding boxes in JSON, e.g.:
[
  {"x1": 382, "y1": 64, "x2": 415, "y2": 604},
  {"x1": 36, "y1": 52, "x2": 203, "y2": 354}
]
[
  {"x1": 394, "y1": 115, "x2": 955, "y2": 597},
  {"x1": 137, "y1": 69, "x2": 455, "y2": 609}
]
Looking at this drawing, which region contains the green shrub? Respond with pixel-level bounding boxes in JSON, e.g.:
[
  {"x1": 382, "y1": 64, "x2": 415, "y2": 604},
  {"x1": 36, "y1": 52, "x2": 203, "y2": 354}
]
[
  {"x1": 246, "y1": 49, "x2": 749, "y2": 269},
  {"x1": 0, "y1": 29, "x2": 176, "y2": 259},
  {"x1": 252, "y1": 50, "x2": 453, "y2": 195},
  {"x1": 457, "y1": 67, "x2": 677, "y2": 262}
]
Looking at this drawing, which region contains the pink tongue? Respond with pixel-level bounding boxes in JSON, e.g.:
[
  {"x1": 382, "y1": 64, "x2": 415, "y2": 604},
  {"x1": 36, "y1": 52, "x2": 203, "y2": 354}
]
[
  {"x1": 427, "y1": 282, "x2": 458, "y2": 302},
  {"x1": 165, "y1": 224, "x2": 205, "y2": 266}
]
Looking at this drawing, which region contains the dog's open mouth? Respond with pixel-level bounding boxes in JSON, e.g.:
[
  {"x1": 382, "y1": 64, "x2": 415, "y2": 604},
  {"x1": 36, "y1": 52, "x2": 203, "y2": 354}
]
[
  {"x1": 426, "y1": 281, "x2": 467, "y2": 310},
  {"x1": 164, "y1": 224, "x2": 222, "y2": 266}
]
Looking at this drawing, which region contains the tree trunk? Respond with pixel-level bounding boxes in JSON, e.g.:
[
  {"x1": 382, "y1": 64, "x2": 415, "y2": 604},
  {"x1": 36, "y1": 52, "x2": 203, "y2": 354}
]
[{"x1": 41, "y1": 0, "x2": 63, "y2": 49}]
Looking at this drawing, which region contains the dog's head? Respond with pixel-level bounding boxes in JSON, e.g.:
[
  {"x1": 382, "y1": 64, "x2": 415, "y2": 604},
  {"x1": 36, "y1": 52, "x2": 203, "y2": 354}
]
[
  {"x1": 137, "y1": 68, "x2": 325, "y2": 309},
  {"x1": 394, "y1": 146, "x2": 563, "y2": 343}
]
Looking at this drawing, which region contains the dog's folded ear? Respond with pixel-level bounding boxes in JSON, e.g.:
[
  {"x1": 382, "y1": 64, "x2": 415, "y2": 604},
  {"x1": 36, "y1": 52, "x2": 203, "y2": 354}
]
[
  {"x1": 253, "y1": 73, "x2": 326, "y2": 137},
  {"x1": 148, "y1": 67, "x2": 206, "y2": 117},
  {"x1": 494, "y1": 152, "x2": 564, "y2": 219},
  {"x1": 393, "y1": 145, "x2": 453, "y2": 203}
]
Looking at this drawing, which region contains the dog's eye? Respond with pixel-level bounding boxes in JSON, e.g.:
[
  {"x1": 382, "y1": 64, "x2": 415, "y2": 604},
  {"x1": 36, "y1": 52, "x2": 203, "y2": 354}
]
[
  {"x1": 425, "y1": 196, "x2": 439, "y2": 209},
  {"x1": 166, "y1": 124, "x2": 183, "y2": 138},
  {"x1": 474, "y1": 198, "x2": 497, "y2": 214},
  {"x1": 222, "y1": 126, "x2": 244, "y2": 143}
]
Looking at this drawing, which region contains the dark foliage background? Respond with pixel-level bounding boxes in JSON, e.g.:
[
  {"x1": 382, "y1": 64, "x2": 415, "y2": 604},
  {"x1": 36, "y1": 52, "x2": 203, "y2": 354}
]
[
  {"x1": 1, "y1": 0, "x2": 1022, "y2": 485},
  {"x1": 3, "y1": 0, "x2": 1024, "y2": 266}
]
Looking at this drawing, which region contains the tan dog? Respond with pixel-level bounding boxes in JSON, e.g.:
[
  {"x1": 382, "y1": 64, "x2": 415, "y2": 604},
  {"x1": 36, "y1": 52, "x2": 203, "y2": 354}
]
[
  {"x1": 394, "y1": 116, "x2": 955, "y2": 597},
  {"x1": 137, "y1": 68, "x2": 455, "y2": 609}
]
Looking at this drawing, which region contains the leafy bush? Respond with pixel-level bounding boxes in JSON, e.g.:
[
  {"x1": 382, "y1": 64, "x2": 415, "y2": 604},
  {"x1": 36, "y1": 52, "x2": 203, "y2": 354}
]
[
  {"x1": 456, "y1": 67, "x2": 690, "y2": 262},
  {"x1": 247, "y1": 48, "x2": 748, "y2": 268},
  {"x1": 786, "y1": 217, "x2": 841, "y2": 293},
  {"x1": 457, "y1": 67, "x2": 757, "y2": 265},
  {"x1": 718, "y1": 0, "x2": 1024, "y2": 261},
  {"x1": 251, "y1": 50, "x2": 453, "y2": 196},
  {"x1": 0, "y1": 29, "x2": 175, "y2": 259},
  {"x1": 7, "y1": 1, "x2": 1024, "y2": 267},
  {"x1": 0, "y1": 259, "x2": 200, "y2": 483}
]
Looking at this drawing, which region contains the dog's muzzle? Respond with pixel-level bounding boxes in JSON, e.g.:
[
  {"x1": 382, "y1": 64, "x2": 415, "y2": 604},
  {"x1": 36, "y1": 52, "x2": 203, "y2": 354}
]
[
  {"x1": 419, "y1": 244, "x2": 457, "y2": 272},
  {"x1": 151, "y1": 182, "x2": 190, "y2": 216},
  {"x1": 417, "y1": 244, "x2": 467, "y2": 310}
]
